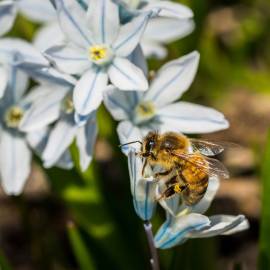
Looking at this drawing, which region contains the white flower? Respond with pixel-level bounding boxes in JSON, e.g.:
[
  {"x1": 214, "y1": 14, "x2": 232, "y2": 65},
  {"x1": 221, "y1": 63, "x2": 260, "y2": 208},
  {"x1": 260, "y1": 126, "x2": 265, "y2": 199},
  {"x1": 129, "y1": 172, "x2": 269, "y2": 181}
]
[
  {"x1": 20, "y1": 84, "x2": 97, "y2": 172},
  {"x1": 127, "y1": 150, "x2": 249, "y2": 248},
  {"x1": 0, "y1": 66, "x2": 48, "y2": 195},
  {"x1": 115, "y1": 0, "x2": 195, "y2": 58},
  {"x1": 104, "y1": 50, "x2": 229, "y2": 154},
  {"x1": 45, "y1": 0, "x2": 154, "y2": 116}
]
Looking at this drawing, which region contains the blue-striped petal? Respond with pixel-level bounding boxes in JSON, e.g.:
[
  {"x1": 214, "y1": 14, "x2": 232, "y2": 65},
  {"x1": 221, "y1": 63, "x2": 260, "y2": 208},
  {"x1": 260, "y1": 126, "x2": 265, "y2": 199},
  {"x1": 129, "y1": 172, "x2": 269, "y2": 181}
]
[
  {"x1": 143, "y1": 51, "x2": 199, "y2": 107},
  {"x1": 128, "y1": 150, "x2": 157, "y2": 220},
  {"x1": 108, "y1": 57, "x2": 148, "y2": 90},
  {"x1": 42, "y1": 115, "x2": 77, "y2": 168},
  {"x1": 142, "y1": 1, "x2": 193, "y2": 19},
  {"x1": 189, "y1": 215, "x2": 249, "y2": 238},
  {"x1": 113, "y1": 11, "x2": 153, "y2": 57},
  {"x1": 76, "y1": 112, "x2": 97, "y2": 171},
  {"x1": 154, "y1": 213, "x2": 210, "y2": 249},
  {"x1": 156, "y1": 102, "x2": 229, "y2": 134},
  {"x1": 0, "y1": 0, "x2": 17, "y2": 37},
  {"x1": 0, "y1": 130, "x2": 32, "y2": 195},
  {"x1": 103, "y1": 86, "x2": 132, "y2": 121},
  {"x1": 45, "y1": 44, "x2": 90, "y2": 75},
  {"x1": 53, "y1": 0, "x2": 93, "y2": 48},
  {"x1": 20, "y1": 85, "x2": 69, "y2": 132},
  {"x1": 87, "y1": 0, "x2": 119, "y2": 44},
  {"x1": 73, "y1": 68, "x2": 108, "y2": 115},
  {"x1": 117, "y1": 121, "x2": 143, "y2": 154}
]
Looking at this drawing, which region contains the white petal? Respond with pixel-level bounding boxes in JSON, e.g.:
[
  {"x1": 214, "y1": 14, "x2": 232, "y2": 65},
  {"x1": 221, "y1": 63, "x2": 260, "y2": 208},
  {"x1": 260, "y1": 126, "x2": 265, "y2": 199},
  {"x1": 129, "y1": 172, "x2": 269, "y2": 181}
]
[
  {"x1": 0, "y1": 130, "x2": 31, "y2": 195},
  {"x1": 113, "y1": 12, "x2": 152, "y2": 57},
  {"x1": 20, "y1": 85, "x2": 69, "y2": 132},
  {"x1": 128, "y1": 150, "x2": 157, "y2": 220},
  {"x1": 189, "y1": 215, "x2": 248, "y2": 238},
  {"x1": 73, "y1": 68, "x2": 108, "y2": 115},
  {"x1": 0, "y1": 66, "x2": 8, "y2": 98},
  {"x1": 33, "y1": 22, "x2": 66, "y2": 51},
  {"x1": 103, "y1": 85, "x2": 132, "y2": 121},
  {"x1": 0, "y1": 0, "x2": 17, "y2": 36},
  {"x1": 0, "y1": 38, "x2": 48, "y2": 66},
  {"x1": 26, "y1": 127, "x2": 49, "y2": 156},
  {"x1": 87, "y1": 0, "x2": 119, "y2": 44},
  {"x1": 142, "y1": 1, "x2": 193, "y2": 19},
  {"x1": 25, "y1": 65, "x2": 77, "y2": 87},
  {"x1": 45, "y1": 44, "x2": 90, "y2": 75},
  {"x1": 143, "y1": 17, "x2": 195, "y2": 43},
  {"x1": 143, "y1": 51, "x2": 199, "y2": 107},
  {"x1": 156, "y1": 102, "x2": 229, "y2": 134},
  {"x1": 154, "y1": 213, "x2": 210, "y2": 249},
  {"x1": 54, "y1": 0, "x2": 93, "y2": 48},
  {"x1": 76, "y1": 113, "x2": 97, "y2": 171},
  {"x1": 141, "y1": 39, "x2": 167, "y2": 59},
  {"x1": 42, "y1": 116, "x2": 77, "y2": 168},
  {"x1": 222, "y1": 218, "x2": 249, "y2": 235},
  {"x1": 18, "y1": 0, "x2": 56, "y2": 23},
  {"x1": 117, "y1": 120, "x2": 143, "y2": 155},
  {"x1": 56, "y1": 150, "x2": 74, "y2": 169},
  {"x1": 4, "y1": 66, "x2": 29, "y2": 102},
  {"x1": 108, "y1": 57, "x2": 148, "y2": 90}
]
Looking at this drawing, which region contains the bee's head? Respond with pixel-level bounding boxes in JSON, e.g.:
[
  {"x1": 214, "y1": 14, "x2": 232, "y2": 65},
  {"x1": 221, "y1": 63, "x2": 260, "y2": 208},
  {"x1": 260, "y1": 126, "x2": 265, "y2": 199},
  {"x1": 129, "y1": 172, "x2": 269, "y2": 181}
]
[{"x1": 142, "y1": 131, "x2": 159, "y2": 158}]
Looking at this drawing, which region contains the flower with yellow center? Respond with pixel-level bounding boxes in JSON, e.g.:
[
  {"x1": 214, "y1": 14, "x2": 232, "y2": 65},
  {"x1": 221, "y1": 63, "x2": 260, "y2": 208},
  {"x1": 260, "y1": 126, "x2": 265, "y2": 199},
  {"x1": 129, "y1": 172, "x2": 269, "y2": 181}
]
[
  {"x1": 134, "y1": 101, "x2": 156, "y2": 124},
  {"x1": 4, "y1": 106, "x2": 24, "y2": 128},
  {"x1": 88, "y1": 45, "x2": 113, "y2": 66},
  {"x1": 62, "y1": 95, "x2": 74, "y2": 114}
]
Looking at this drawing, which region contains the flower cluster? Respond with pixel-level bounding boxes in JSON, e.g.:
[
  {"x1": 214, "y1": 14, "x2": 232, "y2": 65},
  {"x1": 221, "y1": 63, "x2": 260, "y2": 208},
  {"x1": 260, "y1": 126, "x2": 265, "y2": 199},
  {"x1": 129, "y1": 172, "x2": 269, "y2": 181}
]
[{"x1": 0, "y1": 0, "x2": 248, "y2": 249}]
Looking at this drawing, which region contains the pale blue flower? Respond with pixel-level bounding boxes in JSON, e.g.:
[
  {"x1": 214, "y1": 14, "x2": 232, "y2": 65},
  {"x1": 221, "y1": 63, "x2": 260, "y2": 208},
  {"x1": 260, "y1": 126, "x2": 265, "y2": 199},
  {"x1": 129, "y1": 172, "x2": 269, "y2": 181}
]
[
  {"x1": 20, "y1": 84, "x2": 97, "y2": 172},
  {"x1": 104, "y1": 51, "x2": 229, "y2": 154},
  {"x1": 45, "y1": 0, "x2": 153, "y2": 116},
  {"x1": 127, "y1": 149, "x2": 156, "y2": 220},
  {"x1": 0, "y1": 66, "x2": 48, "y2": 195},
  {"x1": 154, "y1": 177, "x2": 249, "y2": 249},
  {"x1": 127, "y1": 150, "x2": 249, "y2": 247}
]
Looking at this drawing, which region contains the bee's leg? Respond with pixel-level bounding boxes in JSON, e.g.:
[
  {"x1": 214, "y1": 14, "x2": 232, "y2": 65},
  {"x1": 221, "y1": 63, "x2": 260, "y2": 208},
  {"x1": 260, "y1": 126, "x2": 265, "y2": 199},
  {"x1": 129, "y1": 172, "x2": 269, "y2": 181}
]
[
  {"x1": 158, "y1": 175, "x2": 188, "y2": 200},
  {"x1": 154, "y1": 169, "x2": 172, "y2": 179},
  {"x1": 142, "y1": 159, "x2": 148, "y2": 176}
]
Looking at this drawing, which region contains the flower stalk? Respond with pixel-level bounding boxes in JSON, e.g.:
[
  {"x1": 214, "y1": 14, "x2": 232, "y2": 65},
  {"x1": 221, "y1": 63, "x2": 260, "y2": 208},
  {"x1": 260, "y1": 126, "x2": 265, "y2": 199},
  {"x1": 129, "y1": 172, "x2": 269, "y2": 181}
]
[{"x1": 143, "y1": 221, "x2": 160, "y2": 270}]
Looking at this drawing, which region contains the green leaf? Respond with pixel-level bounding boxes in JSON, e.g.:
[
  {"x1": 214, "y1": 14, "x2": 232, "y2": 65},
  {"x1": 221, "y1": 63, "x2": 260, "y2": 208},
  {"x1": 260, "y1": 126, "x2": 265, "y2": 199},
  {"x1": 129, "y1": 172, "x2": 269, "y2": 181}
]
[
  {"x1": 0, "y1": 250, "x2": 12, "y2": 270},
  {"x1": 67, "y1": 222, "x2": 96, "y2": 270},
  {"x1": 259, "y1": 130, "x2": 270, "y2": 269}
]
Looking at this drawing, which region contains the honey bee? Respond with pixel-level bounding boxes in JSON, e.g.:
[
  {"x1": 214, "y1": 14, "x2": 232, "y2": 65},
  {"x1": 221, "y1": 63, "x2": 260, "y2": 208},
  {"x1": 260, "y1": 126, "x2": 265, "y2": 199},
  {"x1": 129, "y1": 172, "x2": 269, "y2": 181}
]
[{"x1": 121, "y1": 131, "x2": 230, "y2": 206}]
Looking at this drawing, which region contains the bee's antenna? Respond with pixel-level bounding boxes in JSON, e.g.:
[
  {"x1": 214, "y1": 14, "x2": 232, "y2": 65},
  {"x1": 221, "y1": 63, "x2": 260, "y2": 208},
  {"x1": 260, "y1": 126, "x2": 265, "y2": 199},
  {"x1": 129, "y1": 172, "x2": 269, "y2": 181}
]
[{"x1": 119, "y1": 141, "x2": 142, "y2": 147}]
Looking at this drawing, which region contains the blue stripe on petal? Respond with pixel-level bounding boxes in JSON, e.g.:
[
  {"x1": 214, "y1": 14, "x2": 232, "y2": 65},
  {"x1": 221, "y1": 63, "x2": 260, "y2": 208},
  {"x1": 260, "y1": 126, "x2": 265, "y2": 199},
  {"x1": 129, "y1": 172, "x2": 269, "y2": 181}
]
[
  {"x1": 101, "y1": 0, "x2": 106, "y2": 43},
  {"x1": 81, "y1": 69, "x2": 100, "y2": 112},
  {"x1": 151, "y1": 65, "x2": 185, "y2": 102},
  {"x1": 159, "y1": 222, "x2": 207, "y2": 249},
  {"x1": 58, "y1": 0, "x2": 92, "y2": 45},
  {"x1": 114, "y1": 14, "x2": 150, "y2": 51},
  {"x1": 111, "y1": 62, "x2": 138, "y2": 85}
]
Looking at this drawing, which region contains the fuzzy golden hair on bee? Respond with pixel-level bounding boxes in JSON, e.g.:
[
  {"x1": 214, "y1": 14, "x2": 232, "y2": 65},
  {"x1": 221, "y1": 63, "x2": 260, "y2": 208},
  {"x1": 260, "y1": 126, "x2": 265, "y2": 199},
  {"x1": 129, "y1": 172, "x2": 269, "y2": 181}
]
[{"x1": 133, "y1": 131, "x2": 230, "y2": 206}]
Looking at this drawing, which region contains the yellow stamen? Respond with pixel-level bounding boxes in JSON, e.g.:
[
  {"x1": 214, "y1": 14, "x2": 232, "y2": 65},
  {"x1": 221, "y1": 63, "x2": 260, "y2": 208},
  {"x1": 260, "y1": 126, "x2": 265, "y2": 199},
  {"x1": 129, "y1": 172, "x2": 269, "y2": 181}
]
[
  {"x1": 63, "y1": 96, "x2": 74, "y2": 114},
  {"x1": 4, "y1": 106, "x2": 24, "y2": 128},
  {"x1": 135, "y1": 101, "x2": 155, "y2": 118},
  {"x1": 89, "y1": 45, "x2": 108, "y2": 62}
]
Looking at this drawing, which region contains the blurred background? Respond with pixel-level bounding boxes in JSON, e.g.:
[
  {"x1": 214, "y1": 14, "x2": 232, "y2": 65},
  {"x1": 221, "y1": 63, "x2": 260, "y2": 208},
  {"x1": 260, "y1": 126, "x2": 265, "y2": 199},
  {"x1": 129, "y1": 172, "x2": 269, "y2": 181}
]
[{"x1": 1, "y1": 0, "x2": 270, "y2": 269}]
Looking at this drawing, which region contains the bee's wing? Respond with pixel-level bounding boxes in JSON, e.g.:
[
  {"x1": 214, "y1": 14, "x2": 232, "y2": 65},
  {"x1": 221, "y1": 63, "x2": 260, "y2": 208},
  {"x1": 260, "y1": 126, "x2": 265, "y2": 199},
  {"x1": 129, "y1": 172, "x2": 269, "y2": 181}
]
[
  {"x1": 190, "y1": 139, "x2": 237, "y2": 156},
  {"x1": 172, "y1": 151, "x2": 230, "y2": 179}
]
